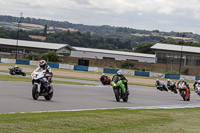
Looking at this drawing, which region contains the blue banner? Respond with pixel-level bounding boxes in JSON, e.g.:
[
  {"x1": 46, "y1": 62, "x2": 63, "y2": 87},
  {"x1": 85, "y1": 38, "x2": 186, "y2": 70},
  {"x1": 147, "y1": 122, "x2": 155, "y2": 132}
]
[
  {"x1": 16, "y1": 60, "x2": 30, "y2": 65},
  {"x1": 134, "y1": 71, "x2": 150, "y2": 77},
  {"x1": 48, "y1": 63, "x2": 59, "y2": 68},
  {"x1": 74, "y1": 65, "x2": 89, "y2": 71},
  {"x1": 103, "y1": 68, "x2": 119, "y2": 74},
  {"x1": 165, "y1": 74, "x2": 180, "y2": 79}
]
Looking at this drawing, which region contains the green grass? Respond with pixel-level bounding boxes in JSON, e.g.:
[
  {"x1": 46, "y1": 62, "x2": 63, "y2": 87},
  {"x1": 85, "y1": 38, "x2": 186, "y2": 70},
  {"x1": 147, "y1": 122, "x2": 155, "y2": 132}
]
[
  {"x1": 0, "y1": 75, "x2": 96, "y2": 86},
  {"x1": 0, "y1": 108, "x2": 200, "y2": 133}
]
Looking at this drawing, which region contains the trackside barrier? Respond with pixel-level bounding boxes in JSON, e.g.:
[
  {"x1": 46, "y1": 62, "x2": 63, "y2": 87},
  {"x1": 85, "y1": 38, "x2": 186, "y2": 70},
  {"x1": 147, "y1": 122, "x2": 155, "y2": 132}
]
[
  {"x1": 1, "y1": 58, "x2": 16, "y2": 64},
  {"x1": 16, "y1": 60, "x2": 30, "y2": 65},
  {"x1": 135, "y1": 71, "x2": 150, "y2": 77},
  {"x1": 59, "y1": 64, "x2": 74, "y2": 70},
  {"x1": 30, "y1": 61, "x2": 39, "y2": 66},
  {"x1": 121, "y1": 69, "x2": 135, "y2": 76},
  {"x1": 164, "y1": 74, "x2": 180, "y2": 79},
  {"x1": 195, "y1": 77, "x2": 200, "y2": 80},
  {"x1": 103, "y1": 68, "x2": 119, "y2": 74},
  {"x1": 88, "y1": 67, "x2": 103, "y2": 73},
  {"x1": 74, "y1": 65, "x2": 88, "y2": 71},
  {"x1": 0, "y1": 58, "x2": 1, "y2": 63},
  {"x1": 150, "y1": 72, "x2": 165, "y2": 78},
  {"x1": 47, "y1": 63, "x2": 59, "y2": 68},
  {"x1": 180, "y1": 75, "x2": 195, "y2": 81}
]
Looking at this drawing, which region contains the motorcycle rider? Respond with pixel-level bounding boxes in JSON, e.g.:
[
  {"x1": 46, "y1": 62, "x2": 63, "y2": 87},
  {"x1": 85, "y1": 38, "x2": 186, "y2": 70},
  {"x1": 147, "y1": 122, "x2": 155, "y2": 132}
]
[
  {"x1": 193, "y1": 80, "x2": 198, "y2": 90},
  {"x1": 112, "y1": 70, "x2": 129, "y2": 94},
  {"x1": 35, "y1": 60, "x2": 53, "y2": 90},
  {"x1": 14, "y1": 65, "x2": 20, "y2": 72},
  {"x1": 100, "y1": 73, "x2": 110, "y2": 85},
  {"x1": 177, "y1": 78, "x2": 190, "y2": 93},
  {"x1": 194, "y1": 80, "x2": 200, "y2": 92},
  {"x1": 167, "y1": 79, "x2": 177, "y2": 93}
]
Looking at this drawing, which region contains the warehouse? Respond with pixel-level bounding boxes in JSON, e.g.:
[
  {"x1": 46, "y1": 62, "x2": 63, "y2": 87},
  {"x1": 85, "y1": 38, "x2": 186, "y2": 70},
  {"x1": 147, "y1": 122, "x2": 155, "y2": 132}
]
[
  {"x1": 70, "y1": 47, "x2": 155, "y2": 63},
  {"x1": 0, "y1": 38, "x2": 74, "y2": 56},
  {"x1": 151, "y1": 43, "x2": 200, "y2": 66}
]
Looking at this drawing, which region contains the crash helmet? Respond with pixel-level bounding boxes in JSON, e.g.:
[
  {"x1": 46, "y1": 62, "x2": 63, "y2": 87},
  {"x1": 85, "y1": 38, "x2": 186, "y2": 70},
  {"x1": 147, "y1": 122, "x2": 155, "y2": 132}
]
[
  {"x1": 167, "y1": 79, "x2": 170, "y2": 82},
  {"x1": 39, "y1": 60, "x2": 47, "y2": 69},
  {"x1": 117, "y1": 70, "x2": 122, "y2": 76},
  {"x1": 198, "y1": 80, "x2": 200, "y2": 84},
  {"x1": 102, "y1": 73, "x2": 105, "y2": 76},
  {"x1": 156, "y1": 79, "x2": 160, "y2": 83},
  {"x1": 179, "y1": 78, "x2": 184, "y2": 82}
]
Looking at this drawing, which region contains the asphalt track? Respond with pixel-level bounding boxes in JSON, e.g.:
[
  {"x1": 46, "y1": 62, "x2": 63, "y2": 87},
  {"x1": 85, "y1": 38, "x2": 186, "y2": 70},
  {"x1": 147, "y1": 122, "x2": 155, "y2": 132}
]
[{"x1": 1, "y1": 80, "x2": 200, "y2": 114}]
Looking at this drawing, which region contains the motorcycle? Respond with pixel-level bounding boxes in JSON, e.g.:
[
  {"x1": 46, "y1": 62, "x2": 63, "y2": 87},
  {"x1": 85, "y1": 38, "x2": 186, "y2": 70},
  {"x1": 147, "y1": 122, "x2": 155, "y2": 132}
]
[
  {"x1": 194, "y1": 84, "x2": 200, "y2": 96},
  {"x1": 9, "y1": 67, "x2": 26, "y2": 76},
  {"x1": 167, "y1": 81, "x2": 178, "y2": 93},
  {"x1": 155, "y1": 82, "x2": 168, "y2": 92},
  {"x1": 110, "y1": 76, "x2": 129, "y2": 102},
  {"x1": 99, "y1": 75, "x2": 111, "y2": 85},
  {"x1": 31, "y1": 68, "x2": 53, "y2": 100},
  {"x1": 177, "y1": 82, "x2": 190, "y2": 101}
]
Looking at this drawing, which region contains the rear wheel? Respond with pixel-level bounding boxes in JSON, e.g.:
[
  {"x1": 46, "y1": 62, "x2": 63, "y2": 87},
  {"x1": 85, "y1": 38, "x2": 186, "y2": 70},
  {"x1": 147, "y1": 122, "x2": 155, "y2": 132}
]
[
  {"x1": 122, "y1": 94, "x2": 128, "y2": 102},
  {"x1": 32, "y1": 84, "x2": 39, "y2": 100},
  {"x1": 44, "y1": 86, "x2": 53, "y2": 100},
  {"x1": 187, "y1": 94, "x2": 190, "y2": 101},
  {"x1": 114, "y1": 88, "x2": 120, "y2": 102}
]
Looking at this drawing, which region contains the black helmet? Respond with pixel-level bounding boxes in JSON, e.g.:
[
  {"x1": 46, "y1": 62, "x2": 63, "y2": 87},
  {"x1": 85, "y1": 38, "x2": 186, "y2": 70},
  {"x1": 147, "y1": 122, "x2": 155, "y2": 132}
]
[{"x1": 39, "y1": 60, "x2": 47, "y2": 69}]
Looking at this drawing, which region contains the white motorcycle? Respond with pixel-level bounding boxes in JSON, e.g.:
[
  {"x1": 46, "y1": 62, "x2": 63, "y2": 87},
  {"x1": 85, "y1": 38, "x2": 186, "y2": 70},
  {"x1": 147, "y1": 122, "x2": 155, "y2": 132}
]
[
  {"x1": 31, "y1": 68, "x2": 53, "y2": 100},
  {"x1": 195, "y1": 84, "x2": 200, "y2": 96}
]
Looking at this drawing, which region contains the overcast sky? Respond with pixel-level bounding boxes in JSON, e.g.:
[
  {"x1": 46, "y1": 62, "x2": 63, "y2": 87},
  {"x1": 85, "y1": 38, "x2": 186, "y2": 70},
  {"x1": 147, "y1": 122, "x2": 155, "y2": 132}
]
[{"x1": 1, "y1": 0, "x2": 200, "y2": 34}]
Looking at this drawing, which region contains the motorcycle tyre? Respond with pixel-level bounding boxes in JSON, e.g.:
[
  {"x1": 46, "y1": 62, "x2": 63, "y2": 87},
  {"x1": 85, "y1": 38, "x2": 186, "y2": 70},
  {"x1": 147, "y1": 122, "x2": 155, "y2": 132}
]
[
  {"x1": 32, "y1": 84, "x2": 39, "y2": 100},
  {"x1": 181, "y1": 91, "x2": 186, "y2": 101},
  {"x1": 114, "y1": 88, "x2": 120, "y2": 102},
  {"x1": 187, "y1": 94, "x2": 190, "y2": 101},
  {"x1": 22, "y1": 73, "x2": 26, "y2": 76},
  {"x1": 44, "y1": 86, "x2": 53, "y2": 100}
]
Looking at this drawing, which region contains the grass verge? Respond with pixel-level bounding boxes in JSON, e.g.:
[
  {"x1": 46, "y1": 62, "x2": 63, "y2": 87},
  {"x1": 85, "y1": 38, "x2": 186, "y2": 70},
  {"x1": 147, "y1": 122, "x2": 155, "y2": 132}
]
[
  {"x1": 0, "y1": 75, "x2": 96, "y2": 86},
  {"x1": 0, "y1": 108, "x2": 200, "y2": 133}
]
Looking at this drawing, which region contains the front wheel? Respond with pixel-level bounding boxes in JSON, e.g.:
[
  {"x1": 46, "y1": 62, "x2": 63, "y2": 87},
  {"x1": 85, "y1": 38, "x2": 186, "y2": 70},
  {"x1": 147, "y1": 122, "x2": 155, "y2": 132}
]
[
  {"x1": 32, "y1": 84, "x2": 39, "y2": 100},
  {"x1": 44, "y1": 86, "x2": 53, "y2": 100},
  {"x1": 22, "y1": 73, "x2": 26, "y2": 76},
  {"x1": 114, "y1": 88, "x2": 120, "y2": 102}
]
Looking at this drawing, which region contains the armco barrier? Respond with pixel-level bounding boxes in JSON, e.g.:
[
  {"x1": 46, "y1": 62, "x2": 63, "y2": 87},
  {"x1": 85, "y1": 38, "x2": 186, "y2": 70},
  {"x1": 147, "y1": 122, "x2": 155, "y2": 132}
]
[
  {"x1": 88, "y1": 67, "x2": 103, "y2": 73},
  {"x1": 135, "y1": 71, "x2": 150, "y2": 77},
  {"x1": 48, "y1": 63, "x2": 59, "y2": 68},
  {"x1": 195, "y1": 77, "x2": 200, "y2": 80},
  {"x1": 1, "y1": 58, "x2": 16, "y2": 64},
  {"x1": 103, "y1": 68, "x2": 119, "y2": 74},
  {"x1": 121, "y1": 69, "x2": 134, "y2": 76},
  {"x1": 150, "y1": 72, "x2": 165, "y2": 78},
  {"x1": 59, "y1": 64, "x2": 74, "y2": 70},
  {"x1": 16, "y1": 60, "x2": 30, "y2": 65},
  {"x1": 164, "y1": 74, "x2": 180, "y2": 79},
  {"x1": 180, "y1": 75, "x2": 195, "y2": 81},
  {"x1": 0, "y1": 58, "x2": 1, "y2": 63}
]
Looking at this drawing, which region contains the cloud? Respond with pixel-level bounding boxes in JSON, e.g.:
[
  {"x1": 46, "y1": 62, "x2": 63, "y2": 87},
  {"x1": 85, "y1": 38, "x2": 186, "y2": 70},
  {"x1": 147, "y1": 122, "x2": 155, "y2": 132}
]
[{"x1": 1, "y1": 0, "x2": 200, "y2": 33}]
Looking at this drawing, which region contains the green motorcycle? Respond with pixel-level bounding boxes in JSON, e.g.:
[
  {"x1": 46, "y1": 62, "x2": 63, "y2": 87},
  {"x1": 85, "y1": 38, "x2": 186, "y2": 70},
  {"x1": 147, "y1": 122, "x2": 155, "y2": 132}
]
[{"x1": 111, "y1": 79, "x2": 129, "y2": 102}]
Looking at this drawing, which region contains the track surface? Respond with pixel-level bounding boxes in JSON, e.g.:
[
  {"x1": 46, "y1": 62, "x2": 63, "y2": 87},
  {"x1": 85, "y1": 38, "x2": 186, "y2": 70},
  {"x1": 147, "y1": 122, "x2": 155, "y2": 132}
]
[{"x1": 1, "y1": 81, "x2": 200, "y2": 113}]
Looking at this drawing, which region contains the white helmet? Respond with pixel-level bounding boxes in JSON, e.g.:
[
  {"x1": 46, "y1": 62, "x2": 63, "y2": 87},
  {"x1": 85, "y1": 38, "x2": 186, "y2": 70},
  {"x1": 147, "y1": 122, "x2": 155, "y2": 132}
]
[
  {"x1": 117, "y1": 70, "x2": 122, "y2": 76},
  {"x1": 198, "y1": 80, "x2": 200, "y2": 84},
  {"x1": 179, "y1": 78, "x2": 184, "y2": 82},
  {"x1": 15, "y1": 65, "x2": 18, "y2": 67}
]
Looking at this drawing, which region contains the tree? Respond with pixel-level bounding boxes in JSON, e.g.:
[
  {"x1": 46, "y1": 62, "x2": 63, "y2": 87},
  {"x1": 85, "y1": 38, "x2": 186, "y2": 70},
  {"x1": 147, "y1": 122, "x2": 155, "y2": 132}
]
[{"x1": 42, "y1": 51, "x2": 59, "y2": 62}]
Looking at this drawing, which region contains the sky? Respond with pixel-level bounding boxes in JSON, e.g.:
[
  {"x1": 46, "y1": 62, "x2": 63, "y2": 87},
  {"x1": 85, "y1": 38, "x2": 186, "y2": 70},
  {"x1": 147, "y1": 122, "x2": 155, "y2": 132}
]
[{"x1": 1, "y1": 0, "x2": 200, "y2": 34}]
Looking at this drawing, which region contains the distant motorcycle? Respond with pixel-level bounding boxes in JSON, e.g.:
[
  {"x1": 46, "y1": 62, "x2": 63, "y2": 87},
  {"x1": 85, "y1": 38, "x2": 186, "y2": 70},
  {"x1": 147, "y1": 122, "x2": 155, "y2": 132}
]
[
  {"x1": 31, "y1": 68, "x2": 53, "y2": 100},
  {"x1": 9, "y1": 67, "x2": 26, "y2": 76},
  {"x1": 167, "y1": 81, "x2": 178, "y2": 93},
  {"x1": 155, "y1": 81, "x2": 168, "y2": 92},
  {"x1": 177, "y1": 82, "x2": 190, "y2": 101},
  {"x1": 99, "y1": 75, "x2": 111, "y2": 85},
  {"x1": 194, "y1": 83, "x2": 200, "y2": 96},
  {"x1": 110, "y1": 76, "x2": 129, "y2": 102}
]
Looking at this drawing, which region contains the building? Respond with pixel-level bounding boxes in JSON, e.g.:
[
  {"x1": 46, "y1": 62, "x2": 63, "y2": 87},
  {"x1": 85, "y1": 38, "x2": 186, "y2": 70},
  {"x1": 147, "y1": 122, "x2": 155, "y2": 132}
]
[
  {"x1": 0, "y1": 38, "x2": 74, "y2": 56},
  {"x1": 71, "y1": 47, "x2": 155, "y2": 63},
  {"x1": 151, "y1": 43, "x2": 200, "y2": 66}
]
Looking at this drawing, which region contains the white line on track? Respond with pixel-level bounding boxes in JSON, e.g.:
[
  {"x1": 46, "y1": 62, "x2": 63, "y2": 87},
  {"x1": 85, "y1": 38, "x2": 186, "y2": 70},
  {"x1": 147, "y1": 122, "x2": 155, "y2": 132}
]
[{"x1": 3, "y1": 104, "x2": 200, "y2": 114}]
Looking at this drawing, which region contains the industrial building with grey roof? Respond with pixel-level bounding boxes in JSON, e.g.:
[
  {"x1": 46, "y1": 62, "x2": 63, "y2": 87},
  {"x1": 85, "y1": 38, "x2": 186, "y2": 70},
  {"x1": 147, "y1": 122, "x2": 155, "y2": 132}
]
[{"x1": 151, "y1": 43, "x2": 200, "y2": 66}]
